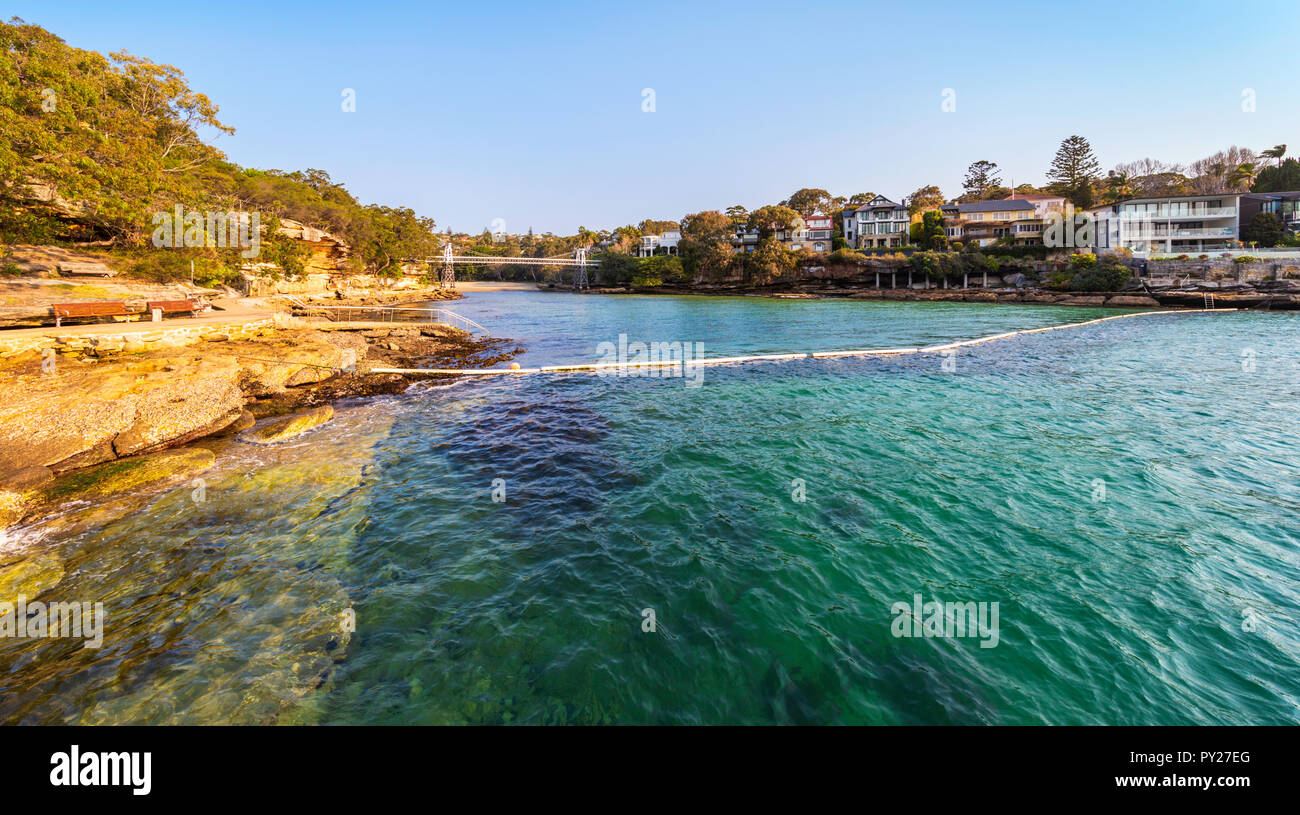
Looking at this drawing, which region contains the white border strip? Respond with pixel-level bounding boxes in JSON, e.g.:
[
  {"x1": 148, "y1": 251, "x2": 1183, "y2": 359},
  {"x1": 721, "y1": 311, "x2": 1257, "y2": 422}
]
[{"x1": 370, "y1": 309, "x2": 1226, "y2": 377}]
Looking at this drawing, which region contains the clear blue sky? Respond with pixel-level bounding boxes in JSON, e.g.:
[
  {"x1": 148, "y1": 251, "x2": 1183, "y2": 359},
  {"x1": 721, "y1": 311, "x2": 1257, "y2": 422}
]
[{"x1": 11, "y1": 0, "x2": 1299, "y2": 233}]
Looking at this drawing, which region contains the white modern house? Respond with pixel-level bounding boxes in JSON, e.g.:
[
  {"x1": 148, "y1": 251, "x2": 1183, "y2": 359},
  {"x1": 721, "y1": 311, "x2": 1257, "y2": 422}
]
[
  {"x1": 842, "y1": 196, "x2": 909, "y2": 249},
  {"x1": 639, "y1": 229, "x2": 681, "y2": 257},
  {"x1": 1109, "y1": 194, "x2": 1240, "y2": 253}
]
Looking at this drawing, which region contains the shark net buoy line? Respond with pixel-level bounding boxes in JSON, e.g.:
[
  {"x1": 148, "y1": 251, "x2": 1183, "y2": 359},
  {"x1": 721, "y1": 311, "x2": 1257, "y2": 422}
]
[{"x1": 368, "y1": 308, "x2": 1229, "y2": 377}]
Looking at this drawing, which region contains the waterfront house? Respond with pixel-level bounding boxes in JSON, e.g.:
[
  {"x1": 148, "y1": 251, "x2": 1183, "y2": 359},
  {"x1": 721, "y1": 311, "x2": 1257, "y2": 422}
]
[
  {"x1": 773, "y1": 217, "x2": 806, "y2": 250},
  {"x1": 803, "y1": 214, "x2": 833, "y2": 252},
  {"x1": 842, "y1": 196, "x2": 909, "y2": 249},
  {"x1": 639, "y1": 229, "x2": 681, "y2": 257},
  {"x1": 732, "y1": 227, "x2": 760, "y2": 253},
  {"x1": 1109, "y1": 194, "x2": 1242, "y2": 253},
  {"x1": 727, "y1": 214, "x2": 830, "y2": 253},
  {"x1": 942, "y1": 199, "x2": 1040, "y2": 247},
  {"x1": 1087, "y1": 203, "x2": 1122, "y2": 250}
]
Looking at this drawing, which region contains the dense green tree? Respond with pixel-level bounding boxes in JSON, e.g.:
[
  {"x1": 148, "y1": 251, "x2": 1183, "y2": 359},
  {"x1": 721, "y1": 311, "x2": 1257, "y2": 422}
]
[
  {"x1": 635, "y1": 255, "x2": 685, "y2": 287},
  {"x1": 0, "y1": 18, "x2": 446, "y2": 276},
  {"x1": 1229, "y1": 162, "x2": 1261, "y2": 189},
  {"x1": 781, "y1": 188, "x2": 835, "y2": 216},
  {"x1": 0, "y1": 18, "x2": 232, "y2": 242},
  {"x1": 678, "y1": 209, "x2": 735, "y2": 281},
  {"x1": 1046, "y1": 135, "x2": 1102, "y2": 208},
  {"x1": 746, "y1": 204, "x2": 802, "y2": 237},
  {"x1": 1253, "y1": 158, "x2": 1300, "y2": 192},
  {"x1": 637, "y1": 218, "x2": 679, "y2": 236},
  {"x1": 914, "y1": 210, "x2": 947, "y2": 249},
  {"x1": 598, "y1": 251, "x2": 639, "y2": 285},
  {"x1": 745, "y1": 236, "x2": 796, "y2": 284},
  {"x1": 906, "y1": 185, "x2": 945, "y2": 217},
  {"x1": 961, "y1": 161, "x2": 1001, "y2": 201},
  {"x1": 1241, "y1": 212, "x2": 1285, "y2": 247}
]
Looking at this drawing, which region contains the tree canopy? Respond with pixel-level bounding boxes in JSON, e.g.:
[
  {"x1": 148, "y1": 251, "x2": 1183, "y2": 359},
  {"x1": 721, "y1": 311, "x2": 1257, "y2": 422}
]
[
  {"x1": 1046, "y1": 135, "x2": 1101, "y2": 208},
  {"x1": 961, "y1": 161, "x2": 1001, "y2": 202},
  {"x1": 906, "y1": 185, "x2": 945, "y2": 217},
  {"x1": 0, "y1": 17, "x2": 440, "y2": 274}
]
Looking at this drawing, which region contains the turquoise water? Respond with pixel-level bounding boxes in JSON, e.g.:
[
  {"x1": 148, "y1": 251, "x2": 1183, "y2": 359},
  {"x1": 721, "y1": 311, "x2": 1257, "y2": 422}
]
[{"x1": 3, "y1": 292, "x2": 1299, "y2": 724}]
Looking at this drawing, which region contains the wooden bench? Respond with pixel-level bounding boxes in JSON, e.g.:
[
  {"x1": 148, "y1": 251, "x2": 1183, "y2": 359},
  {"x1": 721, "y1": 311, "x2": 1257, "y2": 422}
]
[
  {"x1": 57, "y1": 262, "x2": 116, "y2": 277},
  {"x1": 146, "y1": 299, "x2": 202, "y2": 319},
  {"x1": 52, "y1": 301, "x2": 134, "y2": 328}
]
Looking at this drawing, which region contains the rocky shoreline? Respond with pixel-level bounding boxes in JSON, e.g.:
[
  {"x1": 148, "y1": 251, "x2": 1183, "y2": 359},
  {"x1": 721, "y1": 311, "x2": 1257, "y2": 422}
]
[{"x1": 0, "y1": 308, "x2": 521, "y2": 531}]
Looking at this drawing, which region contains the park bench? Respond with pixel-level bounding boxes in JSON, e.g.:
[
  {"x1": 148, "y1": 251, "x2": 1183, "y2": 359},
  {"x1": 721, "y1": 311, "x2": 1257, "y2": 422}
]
[
  {"x1": 146, "y1": 299, "x2": 202, "y2": 319},
  {"x1": 52, "y1": 301, "x2": 134, "y2": 327},
  {"x1": 57, "y1": 262, "x2": 115, "y2": 277}
]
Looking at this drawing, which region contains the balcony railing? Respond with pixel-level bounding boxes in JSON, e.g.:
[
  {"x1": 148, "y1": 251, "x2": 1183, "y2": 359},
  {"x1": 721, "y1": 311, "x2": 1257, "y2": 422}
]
[
  {"x1": 1123, "y1": 227, "x2": 1235, "y2": 238},
  {"x1": 1121, "y1": 207, "x2": 1237, "y2": 220}
]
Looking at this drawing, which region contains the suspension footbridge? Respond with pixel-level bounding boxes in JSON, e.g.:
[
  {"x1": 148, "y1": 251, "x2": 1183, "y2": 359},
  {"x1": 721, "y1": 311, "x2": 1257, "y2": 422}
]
[{"x1": 417, "y1": 245, "x2": 591, "y2": 288}]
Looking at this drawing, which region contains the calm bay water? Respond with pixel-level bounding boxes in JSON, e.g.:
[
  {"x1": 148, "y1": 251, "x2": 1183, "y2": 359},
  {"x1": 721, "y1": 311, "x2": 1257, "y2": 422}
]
[{"x1": 3, "y1": 291, "x2": 1299, "y2": 724}]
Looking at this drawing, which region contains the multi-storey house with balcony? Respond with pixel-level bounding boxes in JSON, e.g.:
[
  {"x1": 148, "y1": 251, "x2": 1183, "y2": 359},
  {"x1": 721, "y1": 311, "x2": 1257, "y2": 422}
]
[
  {"x1": 941, "y1": 199, "x2": 1043, "y2": 246},
  {"x1": 732, "y1": 227, "x2": 760, "y2": 253},
  {"x1": 1109, "y1": 195, "x2": 1242, "y2": 253},
  {"x1": 732, "y1": 214, "x2": 831, "y2": 253},
  {"x1": 941, "y1": 194, "x2": 1066, "y2": 247},
  {"x1": 802, "y1": 214, "x2": 833, "y2": 252},
  {"x1": 1087, "y1": 203, "x2": 1122, "y2": 250},
  {"x1": 842, "y1": 196, "x2": 909, "y2": 249},
  {"x1": 638, "y1": 229, "x2": 681, "y2": 257}
]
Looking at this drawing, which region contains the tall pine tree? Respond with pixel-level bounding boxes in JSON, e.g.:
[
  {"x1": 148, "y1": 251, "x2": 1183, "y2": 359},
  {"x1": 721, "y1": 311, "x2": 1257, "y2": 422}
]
[
  {"x1": 1047, "y1": 135, "x2": 1102, "y2": 208},
  {"x1": 962, "y1": 161, "x2": 1002, "y2": 201}
]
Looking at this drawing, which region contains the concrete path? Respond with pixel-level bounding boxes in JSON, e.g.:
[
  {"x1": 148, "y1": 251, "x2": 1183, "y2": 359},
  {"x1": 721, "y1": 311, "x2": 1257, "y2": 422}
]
[{"x1": 0, "y1": 298, "x2": 277, "y2": 339}]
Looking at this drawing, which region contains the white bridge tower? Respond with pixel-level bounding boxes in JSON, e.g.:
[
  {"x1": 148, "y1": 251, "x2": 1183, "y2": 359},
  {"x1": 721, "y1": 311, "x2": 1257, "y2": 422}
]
[
  {"x1": 574, "y1": 247, "x2": 588, "y2": 289},
  {"x1": 440, "y1": 243, "x2": 455, "y2": 288}
]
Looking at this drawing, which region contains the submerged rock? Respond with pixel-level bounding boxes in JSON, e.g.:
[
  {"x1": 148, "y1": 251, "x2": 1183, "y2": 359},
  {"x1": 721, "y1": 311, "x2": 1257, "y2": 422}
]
[
  {"x1": 1104, "y1": 295, "x2": 1161, "y2": 308},
  {"x1": 223, "y1": 409, "x2": 256, "y2": 434},
  {"x1": 0, "y1": 491, "x2": 26, "y2": 529},
  {"x1": 3, "y1": 450, "x2": 212, "y2": 529},
  {"x1": 0, "y1": 552, "x2": 65, "y2": 600},
  {"x1": 0, "y1": 466, "x2": 54, "y2": 528},
  {"x1": 38, "y1": 448, "x2": 215, "y2": 507},
  {"x1": 0, "y1": 403, "x2": 398, "y2": 725},
  {"x1": 242, "y1": 405, "x2": 334, "y2": 444}
]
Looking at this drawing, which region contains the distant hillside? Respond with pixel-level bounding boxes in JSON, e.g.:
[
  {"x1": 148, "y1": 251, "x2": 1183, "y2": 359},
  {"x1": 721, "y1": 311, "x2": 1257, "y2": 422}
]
[{"x1": 0, "y1": 18, "x2": 441, "y2": 280}]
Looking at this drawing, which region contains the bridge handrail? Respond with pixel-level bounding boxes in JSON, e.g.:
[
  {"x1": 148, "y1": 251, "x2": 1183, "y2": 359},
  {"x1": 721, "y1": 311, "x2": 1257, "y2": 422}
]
[
  {"x1": 291, "y1": 304, "x2": 487, "y2": 333},
  {"x1": 416, "y1": 254, "x2": 592, "y2": 265}
]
